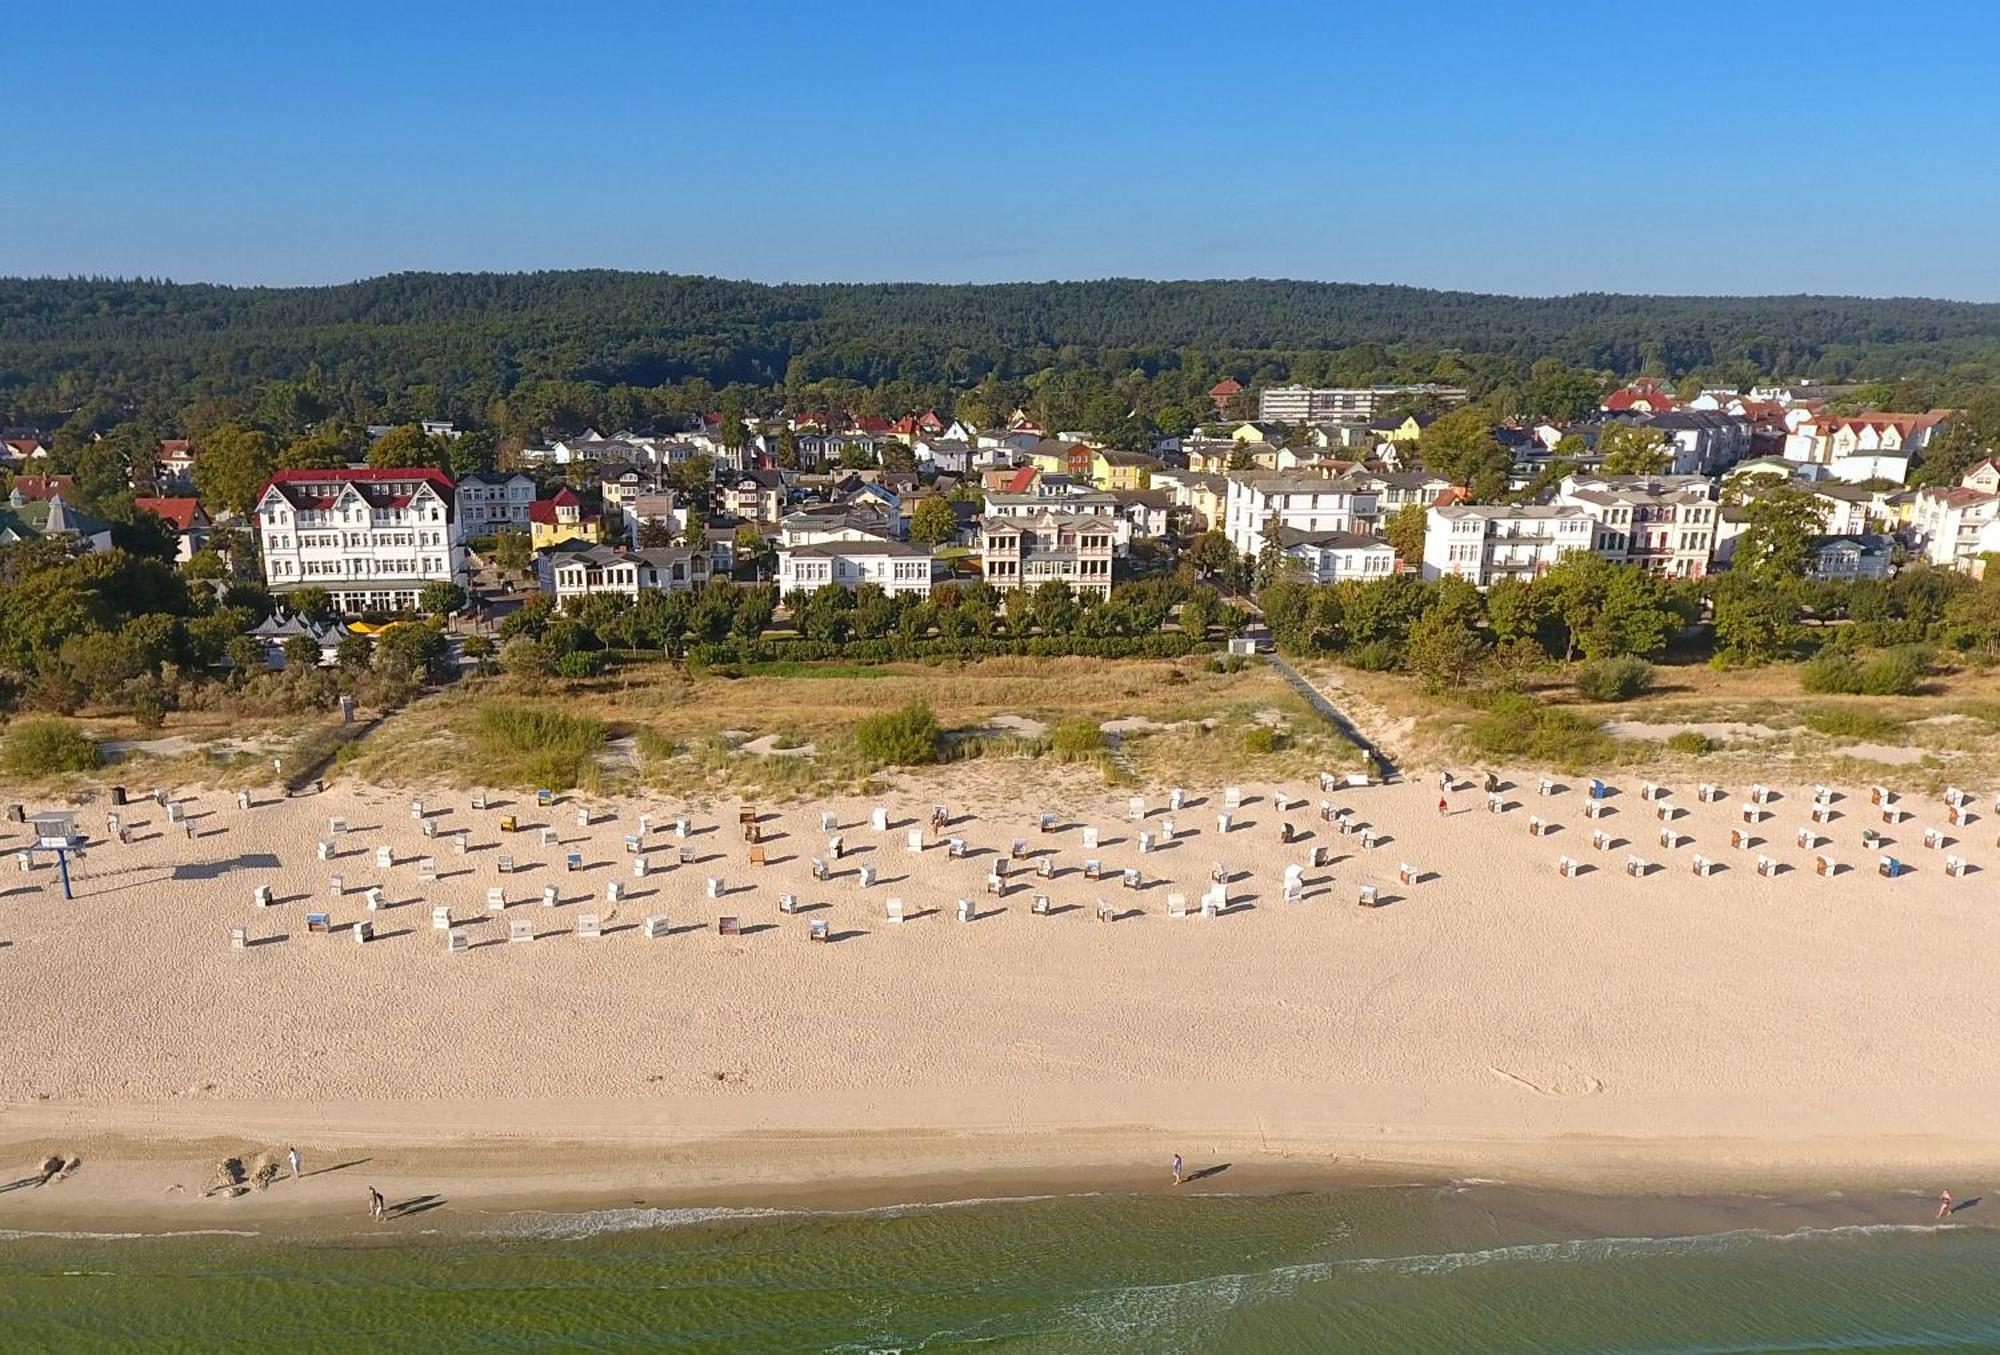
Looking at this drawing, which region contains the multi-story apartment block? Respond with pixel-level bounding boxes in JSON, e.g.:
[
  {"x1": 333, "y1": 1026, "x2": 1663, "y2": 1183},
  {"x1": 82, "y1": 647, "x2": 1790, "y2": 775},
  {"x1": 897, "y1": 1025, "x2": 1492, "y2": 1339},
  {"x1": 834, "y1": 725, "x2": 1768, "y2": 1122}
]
[
  {"x1": 538, "y1": 540, "x2": 709, "y2": 603},
  {"x1": 1257, "y1": 384, "x2": 1469, "y2": 425},
  {"x1": 1422, "y1": 505, "x2": 1592, "y2": 586},
  {"x1": 1222, "y1": 473, "x2": 1381, "y2": 559},
  {"x1": 1912, "y1": 483, "x2": 2000, "y2": 571},
  {"x1": 1637, "y1": 411, "x2": 1753, "y2": 476},
  {"x1": 776, "y1": 539, "x2": 933, "y2": 597},
  {"x1": 255, "y1": 468, "x2": 464, "y2": 613},
  {"x1": 454, "y1": 471, "x2": 537, "y2": 535},
  {"x1": 979, "y1": 510, "x2": 1115, "y2": 598},
  {"x1": 1555, "y1": 474, "x2": 1719, "y2": 578}
]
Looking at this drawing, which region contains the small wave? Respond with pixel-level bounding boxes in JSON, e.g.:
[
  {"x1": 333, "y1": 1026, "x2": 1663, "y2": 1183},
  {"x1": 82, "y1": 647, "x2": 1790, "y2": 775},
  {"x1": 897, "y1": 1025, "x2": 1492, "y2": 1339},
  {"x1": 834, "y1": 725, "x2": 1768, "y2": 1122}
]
[
  {"x1": 485, "y1": 1207, "x2": 805, "y2": 1240},
  {"x1": 1339, "y1": 1221, "x2": 1967, "y2": 1278},
  {"x1": 485, "y1": 1192, "x2": 1105, "y2": 1240}
]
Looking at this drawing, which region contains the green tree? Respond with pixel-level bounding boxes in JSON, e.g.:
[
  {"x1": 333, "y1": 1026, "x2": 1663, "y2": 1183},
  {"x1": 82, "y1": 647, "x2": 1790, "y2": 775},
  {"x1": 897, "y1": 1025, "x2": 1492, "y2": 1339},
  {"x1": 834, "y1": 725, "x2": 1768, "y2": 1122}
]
[
  {"x1": 448, "y1": 429, "x2": 499, "y2": 479},
  {"x1": 1183, "y1": 530, "x2": 1236, "y2": 583},
  {"x1": 1596, "y1": 423, "x2": 1673, "y2": 476},
  {"x1": 1417, "y1": 409, "x2": 1511, "y2": 500},
  {"x1": 1382, "y1": 503, "x2": 1427, "y2": 564},
  {"x1": 419, "y1": 581, "x2": 468, "y2": 617},
  {"x1": 282, "y1": 634, "x2": 320, "y2": 668},
  {"x1": 289, "y1": 586, "x2": 333, "y2": 622},
  {"x1": 1534, "y1": 553, "x2": 1677, "y2": 660},
  {"x1": 367, "y1": 423, "x2": 438, "y2": 469},
  {"x1": 1732, "y1": 484, "x2": 1826, "y2": 583},
  {"x1": 490, "y1": 531, "x2": 533, "y2": 584},
  {"x1": 192, "y1": 424, "x2": 277, "y2": 515},
  {"x1": 277, "y1": 429, "x2": 357, "y2": 470},
  {"x1": 1404, "y1": 606, "x2": 1487, "y2": 694},
  {"x1": 909, "y1": 495, "x2": 958, "y2": 548}
]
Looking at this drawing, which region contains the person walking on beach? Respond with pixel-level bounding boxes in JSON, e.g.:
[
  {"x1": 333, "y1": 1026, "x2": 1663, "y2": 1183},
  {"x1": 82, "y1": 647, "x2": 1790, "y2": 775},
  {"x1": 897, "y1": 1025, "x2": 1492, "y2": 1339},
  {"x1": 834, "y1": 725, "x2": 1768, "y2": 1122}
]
[
  {"x1": 1172, "y1": 1154, "x2": 1183, "y2": 1186},
  {"x1": 1437, "y1": 795, "x2": 1448, "y2": 816},
  {"x1": 1937, "y1": 1190, "x2": 1953, "y2": 1220},
  {"x1": 369, "y1": 1187, "x2": 385, "y2": 1221},
  {"x1": 288, "y1": 1146, "x2": 301, "y2": 1181}
]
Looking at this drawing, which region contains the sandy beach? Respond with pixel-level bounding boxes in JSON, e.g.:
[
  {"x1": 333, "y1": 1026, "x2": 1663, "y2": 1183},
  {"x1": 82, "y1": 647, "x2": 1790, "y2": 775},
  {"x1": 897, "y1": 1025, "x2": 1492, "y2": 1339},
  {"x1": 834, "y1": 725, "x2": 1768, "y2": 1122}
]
[{"x1": 3, "y1": 767, "x2": 1998, "y2": 1227}]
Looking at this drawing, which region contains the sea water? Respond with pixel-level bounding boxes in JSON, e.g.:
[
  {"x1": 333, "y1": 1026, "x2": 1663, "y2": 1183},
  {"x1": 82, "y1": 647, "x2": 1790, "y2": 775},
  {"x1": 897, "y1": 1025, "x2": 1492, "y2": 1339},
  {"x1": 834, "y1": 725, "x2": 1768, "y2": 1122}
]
[{"x1": 2, "y1": 1186, "x2": 1996, "y2": 1352}]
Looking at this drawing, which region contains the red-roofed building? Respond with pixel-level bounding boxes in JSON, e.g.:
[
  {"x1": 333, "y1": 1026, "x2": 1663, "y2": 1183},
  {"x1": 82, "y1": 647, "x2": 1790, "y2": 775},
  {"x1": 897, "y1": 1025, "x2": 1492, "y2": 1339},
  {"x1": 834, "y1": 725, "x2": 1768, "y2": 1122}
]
[
  {"x1": 10, "y1": 474, "x2": 76, "y2": 502},
  {"x1": 155, "y1": 439, "x2": 197, "y2": 488},
  {"x1": 1208, "y1": 377, "x2": 1243, "y2": 413},
  {"x1": 528, "y1": 486, "x2": 604, "y2": 549},
  {"x1": 253, "y1": 467, "x2": 465, "y2": 613},
  {"x1": 1602, "y1": 380, "x2": 1677, "y2": 414},
  {"x1": 1, "y1": 436, "x2": 47, "y2": 465},
  {"x1": 133, "y1": 496, "x2": 212, "y2": 562}
]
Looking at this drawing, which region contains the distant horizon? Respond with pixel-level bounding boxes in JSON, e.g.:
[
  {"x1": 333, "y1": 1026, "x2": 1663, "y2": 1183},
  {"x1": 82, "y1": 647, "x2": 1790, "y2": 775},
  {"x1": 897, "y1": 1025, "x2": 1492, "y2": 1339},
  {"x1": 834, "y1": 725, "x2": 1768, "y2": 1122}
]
[{"x1": 8, "y1": 268, "x2": 1999, "y2": 310}]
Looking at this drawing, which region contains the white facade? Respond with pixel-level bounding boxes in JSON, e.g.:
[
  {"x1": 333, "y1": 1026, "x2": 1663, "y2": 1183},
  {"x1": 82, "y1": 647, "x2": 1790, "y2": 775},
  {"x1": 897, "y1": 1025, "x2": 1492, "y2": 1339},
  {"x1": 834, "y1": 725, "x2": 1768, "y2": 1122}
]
[
  {"x1": 1423, "y1": 505, "x2": 1592, "y2": 587},
  {"x1": 1555, "y1": 475, "x2": 1719, "y2": 579},
  {"x1": 1257, "y1": 384, "x2": 1468, "y2": 424},
  {"x1": 776, "y1": 541, "x2": 933, "y2": 597},
  {"x1": 979, "y1": 512, "x2": 1115, "y2": 598},
  {"x1": 1911, "y1": 485, "x2": 2000, "y2": 570},
  {"x1": 1223, "y1": 473, "x2": 1380, "y2": 559},
  {"x1": 1277, "y1": 530, "x2": 1397, "y2": 584},
  {"x1": 454, "y1": 472, "x2": 536, "y2": 535},
  {"x1": 540, "y1": 544, "x2": 709, "y2": 603},
  {"x1": 256, "y1": 469, "x2": 465, "y2": 613}
]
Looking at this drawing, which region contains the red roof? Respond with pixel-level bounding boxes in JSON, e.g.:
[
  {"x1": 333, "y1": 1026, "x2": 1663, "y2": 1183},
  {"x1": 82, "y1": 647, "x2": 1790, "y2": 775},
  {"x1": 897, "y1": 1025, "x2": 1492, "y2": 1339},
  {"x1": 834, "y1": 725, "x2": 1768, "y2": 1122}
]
[
  {"x1": 157, "y1": 439, "x2": 193, "y2": 457},
  {"x1": 133, "y1": 496, "x2": 205, "y2": 530},
  {"x1": 854, "y1": 415, "x2": 892, "y2": 434},
  {"x1": 1209, "y1": 378, "x2": 1243, "y2": 397},
  {"x1": 11, "y1": 474, "x2": 75, "y2": 502},
  {"x1": 1603, "y1": 388, "x2": 1676, "y2": 413},
  {"x1": 262, "y1": 467, "x2": 456, "y2": 515},
  {"x1": 1003, "y1": 467, "x2": 1038, "y2": 494},
  {"x1": 528, "y1": 487, "x2": 596, "y2": 525}
]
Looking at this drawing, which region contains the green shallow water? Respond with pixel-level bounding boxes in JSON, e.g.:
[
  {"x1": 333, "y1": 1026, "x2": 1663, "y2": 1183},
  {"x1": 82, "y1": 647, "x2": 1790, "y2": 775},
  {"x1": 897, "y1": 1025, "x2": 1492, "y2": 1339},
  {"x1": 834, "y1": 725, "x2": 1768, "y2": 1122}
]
[{"x1": 2, "y1": 1187, "x2": 1997, "y2": 1352}]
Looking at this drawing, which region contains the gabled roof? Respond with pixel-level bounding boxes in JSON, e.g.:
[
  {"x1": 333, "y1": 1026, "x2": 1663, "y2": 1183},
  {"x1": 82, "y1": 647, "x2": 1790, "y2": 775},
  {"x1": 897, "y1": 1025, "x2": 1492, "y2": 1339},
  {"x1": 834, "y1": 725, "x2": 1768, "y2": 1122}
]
[
  {"x1": 10, "y1": 474, "x2": 75, "y2": 502},
  {"x1": 132, "y1": 496, "x2": 207, "y2": 530},
  {"x1": 262, "y1": 467, "x2": 456, "y2": 514}
]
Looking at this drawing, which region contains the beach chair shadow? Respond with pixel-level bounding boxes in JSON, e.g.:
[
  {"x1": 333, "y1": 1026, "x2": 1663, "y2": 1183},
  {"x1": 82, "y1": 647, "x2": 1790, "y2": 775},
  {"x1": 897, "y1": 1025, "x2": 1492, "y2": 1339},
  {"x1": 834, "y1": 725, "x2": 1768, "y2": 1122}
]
[
  {"x1": 825, "y1": 928, "x2": 868, "y2": 943},
  {"x1": 602, "y1": 923, "x2": 640, "y2": 937},
  {"x1": 904, "y1": 907, "x2": 938, "y2": 922},
  {"x1": 737, "y1": 923, "x2": 777, "y2": 936}
]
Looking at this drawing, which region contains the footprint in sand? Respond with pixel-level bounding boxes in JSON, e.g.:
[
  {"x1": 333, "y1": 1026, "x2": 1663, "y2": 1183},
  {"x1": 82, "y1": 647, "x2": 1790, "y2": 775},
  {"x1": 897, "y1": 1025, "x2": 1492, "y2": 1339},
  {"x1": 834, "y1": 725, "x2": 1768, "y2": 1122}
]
[{"x1": 1489, "y1": 1066, "x2": 1604, "y2": 1097}]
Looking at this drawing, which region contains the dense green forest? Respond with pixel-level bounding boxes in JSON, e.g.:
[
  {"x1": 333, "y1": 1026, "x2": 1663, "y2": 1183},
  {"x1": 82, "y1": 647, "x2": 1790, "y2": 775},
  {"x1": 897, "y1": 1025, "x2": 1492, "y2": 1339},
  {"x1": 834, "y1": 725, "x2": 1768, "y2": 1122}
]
[{"x1": 8, "y1": 272, "x2": 2000, "y2": 438}]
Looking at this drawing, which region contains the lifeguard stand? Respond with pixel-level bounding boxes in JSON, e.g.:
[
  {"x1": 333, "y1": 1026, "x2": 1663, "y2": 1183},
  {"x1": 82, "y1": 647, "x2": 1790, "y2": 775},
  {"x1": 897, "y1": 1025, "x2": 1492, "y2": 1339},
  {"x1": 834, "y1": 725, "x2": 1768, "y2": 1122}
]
[{"x1": 27, "y1": 810, "x2": 82, "y2": 899}]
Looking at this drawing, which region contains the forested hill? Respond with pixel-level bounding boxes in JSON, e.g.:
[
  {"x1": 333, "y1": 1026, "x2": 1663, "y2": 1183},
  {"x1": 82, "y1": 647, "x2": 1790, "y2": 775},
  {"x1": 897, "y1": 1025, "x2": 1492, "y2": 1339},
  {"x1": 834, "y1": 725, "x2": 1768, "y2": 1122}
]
[{"x1": 6, "y1": 271, "x2": 2000, "y2": 421}]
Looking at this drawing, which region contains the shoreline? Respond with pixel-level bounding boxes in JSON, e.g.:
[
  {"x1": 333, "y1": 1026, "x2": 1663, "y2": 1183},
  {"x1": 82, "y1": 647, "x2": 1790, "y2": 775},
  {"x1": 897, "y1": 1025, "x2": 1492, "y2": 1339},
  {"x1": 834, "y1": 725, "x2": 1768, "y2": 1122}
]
[{"x1": 4, "y1": 1094, "x2": 1995, "y2": 1235}]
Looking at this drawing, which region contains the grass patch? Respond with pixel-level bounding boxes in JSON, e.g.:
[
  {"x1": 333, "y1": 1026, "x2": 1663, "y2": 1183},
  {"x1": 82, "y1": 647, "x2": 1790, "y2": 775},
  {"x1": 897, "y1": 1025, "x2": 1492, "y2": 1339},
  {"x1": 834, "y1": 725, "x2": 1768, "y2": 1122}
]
[
  {"x1": 734, "y1": 661, "x2": 899, "y2": 680},
  {"x1": 1664, "y1": 730, "x2": 1713, "y2": 756},
  {"x1": 1801, "y1": 708, "x2": 1908, "y2": 742},
  {"x1": 1049, "y1": 720, "x2": 1108, "y2": 762},
  {"x1": 471, "y1": 703, "x2": 607, "y2": 789}
]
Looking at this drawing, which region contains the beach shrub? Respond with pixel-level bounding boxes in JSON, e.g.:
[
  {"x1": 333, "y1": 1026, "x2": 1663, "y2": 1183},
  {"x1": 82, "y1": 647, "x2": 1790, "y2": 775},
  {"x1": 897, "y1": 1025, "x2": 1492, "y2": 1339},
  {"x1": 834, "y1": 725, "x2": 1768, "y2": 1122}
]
[
  {"x1": 1664, "y1": 731, "x2": 1712, "y2": 756},
  {"x1": 471, "y1": 703, "x2": 606, "y2": 789},
  {"x1": 1461, "y1": 694, "x2": 1613, "y2": 770},
  {"x1": 1800, "y1": 651, "x2": 1864, "y2": 694},
  {"x1": 554, "y1": 651, "x2": 607, "y2": 680},
  {"x1": 1242, "y1": 725, "x2": 1289, "y2": 755},
  {"x1": 1049, "y1": 720, "x2": 1107, "y2": 762},
  {"x1": 1343, "y1": 640, "x2": 1402, "y2": 672},
  {"x1": 1857, "y1": 645, "x2": 1929, "y2": 696},
  {"x1": 1573, "y1": 655, "x2": 1654, "y2": 702},
  {"x1": 0, "y1": 719, "x2": 101, "y2": 777},
  {"x1": 854, "y1": 701, "x2": 941, "y2": 766}
]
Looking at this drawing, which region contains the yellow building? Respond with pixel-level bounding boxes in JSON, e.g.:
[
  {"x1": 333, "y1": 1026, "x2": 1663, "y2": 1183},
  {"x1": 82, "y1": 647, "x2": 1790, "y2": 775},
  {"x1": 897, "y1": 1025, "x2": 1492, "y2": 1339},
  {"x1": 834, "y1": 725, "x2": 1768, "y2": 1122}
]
[
  {"x1": 1374, "y1": 414, "x2": 1427, "y2": 443},
  {"x1": 529, "y1": 488, "x2": 603, "y2": 550},
  {"x1": 1091, "y1": 449, "x2": 1157, "y2": 492}
]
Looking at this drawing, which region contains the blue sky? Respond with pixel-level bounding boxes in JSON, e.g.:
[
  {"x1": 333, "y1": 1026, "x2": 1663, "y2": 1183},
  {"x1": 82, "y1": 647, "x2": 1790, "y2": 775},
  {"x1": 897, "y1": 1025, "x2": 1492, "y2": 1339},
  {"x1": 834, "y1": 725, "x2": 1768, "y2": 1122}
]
[{"x1": 7, "y1": 1, "x2": 1997, "y2": 297}]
